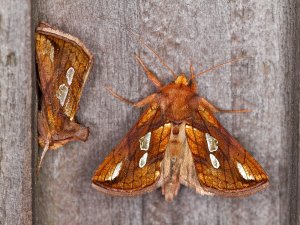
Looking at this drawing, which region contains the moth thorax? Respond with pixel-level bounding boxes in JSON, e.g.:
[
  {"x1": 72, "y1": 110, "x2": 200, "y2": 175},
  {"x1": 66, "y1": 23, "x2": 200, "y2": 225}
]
[{"x1": 174, "y1": 74, "x2": 188, "y2": 85}]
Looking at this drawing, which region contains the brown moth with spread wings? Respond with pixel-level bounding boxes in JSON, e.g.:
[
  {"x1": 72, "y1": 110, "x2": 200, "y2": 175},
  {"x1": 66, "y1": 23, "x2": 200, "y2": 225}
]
[
  {"x1": 92, "y1": 46, "x2": 269, "y2": 201},
  {"x1": 36, "y1": 22, "x2": 93, "y2": 170}
]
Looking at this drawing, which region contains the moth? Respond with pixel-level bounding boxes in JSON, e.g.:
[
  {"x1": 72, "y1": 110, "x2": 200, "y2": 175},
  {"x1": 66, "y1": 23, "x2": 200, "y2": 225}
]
[
  {"x1": 36, "y1": 22, "x2": 93, "y2": 170},
  {"x1": 92, "y1": 47, "x2": 269, "y2": 201}
]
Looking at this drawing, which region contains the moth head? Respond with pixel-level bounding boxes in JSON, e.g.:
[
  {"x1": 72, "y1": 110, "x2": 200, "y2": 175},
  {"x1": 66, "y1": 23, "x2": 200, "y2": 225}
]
[{"x1": 174, "y1": 74, "x2": 188, "y2": 86}]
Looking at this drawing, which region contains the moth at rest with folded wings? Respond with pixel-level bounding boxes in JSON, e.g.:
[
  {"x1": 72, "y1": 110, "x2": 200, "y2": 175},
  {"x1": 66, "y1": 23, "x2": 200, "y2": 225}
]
[
  {"x1": 36, "y1": 22, "x2": 93, "y2": 171},
  {"x1": 92, "y1": 48, "x2": 269, "y2": 201}
]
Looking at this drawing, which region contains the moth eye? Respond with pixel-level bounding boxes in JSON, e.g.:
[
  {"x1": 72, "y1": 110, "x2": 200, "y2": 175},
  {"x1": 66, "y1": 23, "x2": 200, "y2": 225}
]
[
  {"x1": 236, "y1": 162, "x2": 255, "y2": 180},
  {"x1": 56, "y1": 84, "x2": 69, "y2": 106},
  {"x1": 209, "y1": 154, "x2": 220, "y2": 169},
  {"x1": 205, "y1": 133, "x2": 218, "y2": 152},
  {"x1": 139, "y1": 132, "x2": 151, "y2": 151},
  {"x1": 139, "y1": 152, "x2": 148, "y2": 168},
  {"x1": 105, "y1": 161, "x2": 123, "y2": 181}
]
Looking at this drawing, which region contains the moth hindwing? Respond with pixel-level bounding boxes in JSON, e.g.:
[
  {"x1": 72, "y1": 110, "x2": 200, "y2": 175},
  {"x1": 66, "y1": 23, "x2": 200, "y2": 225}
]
[
  {"x1": 36, "y1": 22, "x2": 93, "y2": 170},
  {"x1": 92, "y1": 50, "x2": 268, "y2": 201}
]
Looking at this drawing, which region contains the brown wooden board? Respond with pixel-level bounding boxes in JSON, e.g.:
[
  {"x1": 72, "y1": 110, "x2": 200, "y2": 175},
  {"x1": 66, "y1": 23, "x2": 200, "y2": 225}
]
[
  {"x1": 0, "y1": 0, "x2": 34, "y2": 225},
  {"x1": 1, "y1": 0, "x2": 299, "y2": 225},
  {"x1": 34, "y1": 1, "x2": 299, "y2": 225}
]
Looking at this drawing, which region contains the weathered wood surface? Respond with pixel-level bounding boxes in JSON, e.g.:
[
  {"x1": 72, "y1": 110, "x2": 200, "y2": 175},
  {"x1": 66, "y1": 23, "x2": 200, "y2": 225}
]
[
  {"x1": 1, "y1": 0, "x2": 299, "y2": 225},
  {"x1": 35, "y1": 0, "x2": 299, "y2": 225},
  {"x1": 0, "y1": 0, "x2": 33, "y2": 225}
]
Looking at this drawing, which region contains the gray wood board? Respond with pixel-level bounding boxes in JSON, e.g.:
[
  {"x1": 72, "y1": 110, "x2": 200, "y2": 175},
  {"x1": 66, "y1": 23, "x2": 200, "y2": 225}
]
[
  {"x1": 0, "y1": 0, "x2": 34, "y2": 225},
  {"x1": 32, "y1": 0, "x2": 299, "y2": 225}
]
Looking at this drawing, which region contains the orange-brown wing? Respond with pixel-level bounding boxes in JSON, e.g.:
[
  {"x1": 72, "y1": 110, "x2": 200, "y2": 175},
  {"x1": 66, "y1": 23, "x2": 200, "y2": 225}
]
[
  {"x1": 185, "y1": 101, "x2": 269, "y2": 197},
  {"x1": 92, "y1": 106, "x2": 171, "y2": 196},
  {"x1": 36, "y1": 22, "x2": 93, "y2": 149}
]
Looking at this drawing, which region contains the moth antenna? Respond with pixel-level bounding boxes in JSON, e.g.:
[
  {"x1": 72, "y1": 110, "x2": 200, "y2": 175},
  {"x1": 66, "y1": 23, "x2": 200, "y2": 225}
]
[
  {"x1": 134, "y1": 54, "x2": 163, "y2": 88},
  {"x1": 192, "y1": 56, "x2": 248, "y2": 79},
  {"x1": 37, "y1": 140, "x2": 49, "y2": 174},
  {"x1": 190, "y1": 62, "x2": 196, "y2": 80},
  {"x1": 189, "y1": 62, "x2": 198, "y2": 90},
  {"x1": 125, "y1": 27, "x2": 177, "y2": 78}
]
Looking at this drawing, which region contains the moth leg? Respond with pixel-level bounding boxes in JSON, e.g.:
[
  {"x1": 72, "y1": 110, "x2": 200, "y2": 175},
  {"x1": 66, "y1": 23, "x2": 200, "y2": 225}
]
[
  {"x1": 135, "y1": 54, "x2": 163, "y2": 88},
  {"x1": 132, "y1": 93, "x2": 157, "y2": 107},
  {"x1": 200, "y1": 98, "x2": 251, "y2": 113},
  {"x1": 105, "y1": 86, "x2": 156, "y2": 107},
  {"x1": 37, "y1": 140, "x2": 50, "y2": 174}
]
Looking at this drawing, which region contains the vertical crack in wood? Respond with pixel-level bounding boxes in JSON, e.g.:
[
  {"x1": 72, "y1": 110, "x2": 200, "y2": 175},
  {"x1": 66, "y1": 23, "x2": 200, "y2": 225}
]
[
  {"x1": 31, "y1": 0, "x2": 39, "y2": 224},
  {"x1": 282, "y1": 1, "x2": 300, "y2": 225},
  {"x1": 288, "y1": 1, "x2": 300, "y2": 224}
]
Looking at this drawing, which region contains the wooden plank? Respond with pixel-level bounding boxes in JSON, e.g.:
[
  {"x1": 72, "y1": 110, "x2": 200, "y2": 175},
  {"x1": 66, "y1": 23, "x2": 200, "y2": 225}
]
[
  {"x1": 290, "y1": 1, "x2": 300, "y2": 225},
  {"x1": 34, "y1": 0, "x2": 298, "y2": 224},
  {"x1": 0, "y1": 0, "x2": 33, "y2": 225}
]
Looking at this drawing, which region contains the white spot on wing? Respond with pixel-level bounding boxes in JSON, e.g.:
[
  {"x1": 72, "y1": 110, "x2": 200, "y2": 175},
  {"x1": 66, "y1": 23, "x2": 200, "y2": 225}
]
[
  {"x1": 66, "y1": 67, "x2": 75, "y2": 85},
  {"x1": 50, "y1": 46, "x2": 54, "y2": 62},
  {"x1": 139, "y1": 152, "x2": 148, "y2": 168},
  {"x1": 205, "y1": 133, "x2": 218, "y2": 152},
  {"x1": 209, "y1": 154, "x2": 220, "y2": 169},
  {"x1": 56, "y1": 84, "x2": 68, "y2": 106},
  {"x1": 237, "y1": 162, "x2": 255, "y2": 180},
  {"x1": 46, "y1": 39, "x2": 54, "y2": 62},
  {"x1": 105, "y1": 161, "x2": 123, "y2": 181},
  {"x1": 139, "y1": 132, "x2": 151, "y2": 151}
]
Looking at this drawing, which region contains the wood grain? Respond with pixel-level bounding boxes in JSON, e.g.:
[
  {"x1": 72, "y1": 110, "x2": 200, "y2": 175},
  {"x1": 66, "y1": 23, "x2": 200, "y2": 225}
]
[
  {"x1": 290, "y1": 1, "x2": 300, "y2": 224},
  {"x1": 34, "y1": 1, "x2": 299, "y2": 225},
  {"x1": 0, "y1": 0, "x2": 34, "y2": 225},
  {"x1": 0, "y1": 0, "x2": 298, "y2": 224}
]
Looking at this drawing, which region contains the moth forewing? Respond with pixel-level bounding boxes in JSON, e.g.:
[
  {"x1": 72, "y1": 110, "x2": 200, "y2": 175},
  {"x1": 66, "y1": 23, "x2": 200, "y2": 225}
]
[
  {"x1": 92, "y1": 107, "x2": 172, "y2": 196},
  {"x1": 186, "y1": 105, "x2": 269, "y2": 197}
]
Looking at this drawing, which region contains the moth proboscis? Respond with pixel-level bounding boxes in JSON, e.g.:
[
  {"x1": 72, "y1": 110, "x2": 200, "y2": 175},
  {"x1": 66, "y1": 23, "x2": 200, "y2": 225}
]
[
  {"x1": 92, "y1": 42, "x2": 269, "y2": 201},
  {"x1": 36, "y1": 22, "x2": 93, "y2": 171}
]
